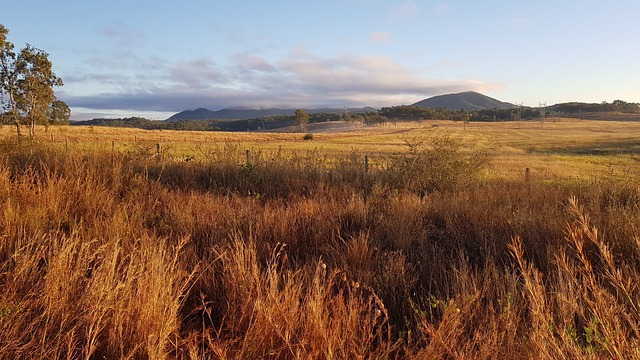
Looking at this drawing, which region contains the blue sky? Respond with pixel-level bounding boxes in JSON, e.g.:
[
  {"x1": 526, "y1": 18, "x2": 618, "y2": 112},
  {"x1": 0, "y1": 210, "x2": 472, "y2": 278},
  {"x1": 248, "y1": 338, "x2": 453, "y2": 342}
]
[{"x1": 3, "y1": 0, "x2": 639, "y2": 120}]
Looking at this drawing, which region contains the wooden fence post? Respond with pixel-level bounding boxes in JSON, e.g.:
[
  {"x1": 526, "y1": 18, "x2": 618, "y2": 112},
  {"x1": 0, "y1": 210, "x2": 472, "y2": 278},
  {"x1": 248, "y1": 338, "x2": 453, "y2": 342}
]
[
  {"x1": 364, "y1": 154, "x2": 369, "y2": 173},
  {"x1": 245, "y1": 149, "x2": 251, "y2": 165}
]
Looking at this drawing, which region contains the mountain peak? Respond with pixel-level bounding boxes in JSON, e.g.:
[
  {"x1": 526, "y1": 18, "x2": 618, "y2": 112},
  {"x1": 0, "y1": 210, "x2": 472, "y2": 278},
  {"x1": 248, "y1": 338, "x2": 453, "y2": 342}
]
[{"x1": 412, "y1": 92, "x2": 513, "y2": 111}]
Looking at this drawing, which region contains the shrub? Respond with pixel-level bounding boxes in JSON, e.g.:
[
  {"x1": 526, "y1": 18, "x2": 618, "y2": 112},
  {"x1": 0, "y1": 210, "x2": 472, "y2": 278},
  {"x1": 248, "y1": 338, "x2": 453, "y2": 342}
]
[{"x1": 383, "y1": 134, "x2": 488, "y2": 194}]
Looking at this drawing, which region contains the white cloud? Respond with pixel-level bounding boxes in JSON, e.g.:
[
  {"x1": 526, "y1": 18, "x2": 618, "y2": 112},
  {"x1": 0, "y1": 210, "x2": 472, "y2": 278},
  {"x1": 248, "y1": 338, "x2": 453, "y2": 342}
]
[
  {"x1": 169, "y1": 58, "x2": 226, "y2": 90},
  {"x1": 62, "y1": 50, "x2": 494, "y2": 115},
  {"x1": 99, "y1": 21, "x2": 145, "y2": 47},
  {"x1": 369, "y1": 31, "x2": 392, "y2": 43}
]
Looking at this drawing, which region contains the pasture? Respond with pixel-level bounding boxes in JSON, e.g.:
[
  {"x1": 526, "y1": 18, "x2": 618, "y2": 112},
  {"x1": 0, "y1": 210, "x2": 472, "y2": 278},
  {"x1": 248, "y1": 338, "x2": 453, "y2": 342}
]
[
  {"x1": 5, "y1": 118, "x2": 640, "y2": 181},
  {"x1": 1, "y1": 118, "x2": 640, "y2": 358}
]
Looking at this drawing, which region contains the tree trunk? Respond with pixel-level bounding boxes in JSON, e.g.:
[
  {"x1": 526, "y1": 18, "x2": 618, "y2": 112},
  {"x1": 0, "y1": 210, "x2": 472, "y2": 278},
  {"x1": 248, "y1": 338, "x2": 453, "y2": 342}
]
[
  {"x1": 15, "y1": 120, "x2": 21, "y2": 137},
  {"x1": 29, "y1": 120, "x2": 35, "y2": 139}
]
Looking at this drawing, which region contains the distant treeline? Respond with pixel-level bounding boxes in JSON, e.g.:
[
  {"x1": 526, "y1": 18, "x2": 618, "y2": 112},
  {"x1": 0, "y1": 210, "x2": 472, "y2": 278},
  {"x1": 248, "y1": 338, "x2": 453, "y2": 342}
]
[
  {"x1": 379, "y1": 106, "x2": 469, "y2": 121},
  {"x1": 379, "y1": 105, "x2": 539, "y2": 122},
  {"x1": 75, "y1": 117, "x2": 219, "y2": 131},
  {"x1": 380, "y1": 100, "x2": 640, "y2": 122},
  {"x1": 74, "y1": 112, "x2": 383, "y2": 131},
  {"x1": 72, "y1": 100, "x2": 640, "y2": 131},
  {"x1": 471, "y1": 108, "x2": 540, "y2": 121},
  {"x1": 548, "y1": 100, "x2": 640, "y2": 114}
]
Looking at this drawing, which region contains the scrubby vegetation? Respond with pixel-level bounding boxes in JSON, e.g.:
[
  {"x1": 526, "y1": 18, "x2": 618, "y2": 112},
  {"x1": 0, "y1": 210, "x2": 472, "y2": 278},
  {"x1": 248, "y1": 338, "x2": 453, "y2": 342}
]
[
  {"x1": 550, "y1": 100, "x2": 640, "y2": 114},
  {"x1": 73, "y1": 99, "x2": 640, "y2": 134},
  {"x1": 1, "y1": 130, "x2": 640, "y2": 359}
]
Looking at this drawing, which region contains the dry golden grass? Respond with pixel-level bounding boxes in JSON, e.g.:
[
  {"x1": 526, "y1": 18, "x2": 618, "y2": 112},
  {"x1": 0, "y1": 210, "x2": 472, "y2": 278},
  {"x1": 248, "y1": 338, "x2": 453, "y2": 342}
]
[
  {"x1": 1, "y1": 119, "x2": 639, "y2": 358},
  {"x1": 4, "y1": 118, "x2": 639, "y2": 181}
]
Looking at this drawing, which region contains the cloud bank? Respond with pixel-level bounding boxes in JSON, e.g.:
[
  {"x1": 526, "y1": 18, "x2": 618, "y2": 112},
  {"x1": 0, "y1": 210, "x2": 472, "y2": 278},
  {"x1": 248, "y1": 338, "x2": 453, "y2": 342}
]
[{"x1": 61, "y1": 50, "x2": 493, "y2": 118}]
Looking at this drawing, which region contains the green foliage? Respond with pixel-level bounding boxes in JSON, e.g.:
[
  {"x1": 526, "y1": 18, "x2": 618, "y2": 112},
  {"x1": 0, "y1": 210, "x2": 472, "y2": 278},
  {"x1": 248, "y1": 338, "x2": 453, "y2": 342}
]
[
  {"x1": 379, "y1": 101, "x2": 640, "y2": 125},
  {"x1": 471, "y1": 107, "x2": 540, "y2": 121},
  {"x1": 363, "y1": 114, "x2": 387, "y2": 125},
  {"x1": 16, "y1": 45, "x2": 62, "y2": 127},
  {"x1": 550, "y1": 100, "x2": 640, "y2": 114},
  {"x1": 46, "y1": 99, "x2": 70, "y2": 125},
  {"x1": 379, "y1": 105, "x2": 467, "y2": 121},
  {"x1": 295, "y1": 109, "x2": 310, "y2": 132},
  {"x1": 0, "y1": 23, "x2": 65, "y2": 137},
  {"x1": 75, "y1": 117, "x2": 219, "y2": 131},
  {"x1": 0, "y1": 24, "x2": 19, "y2": 128}
]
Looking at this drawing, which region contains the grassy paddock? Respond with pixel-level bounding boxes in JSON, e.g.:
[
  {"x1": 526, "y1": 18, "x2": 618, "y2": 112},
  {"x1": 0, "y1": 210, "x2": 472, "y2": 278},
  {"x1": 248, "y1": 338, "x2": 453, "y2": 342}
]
[
  {"x1": 0, "y1": 119, "x2": 640, "y2": 358},
  {"x1": 4, "y1": 118, "x2": 639, "y2": 180}
]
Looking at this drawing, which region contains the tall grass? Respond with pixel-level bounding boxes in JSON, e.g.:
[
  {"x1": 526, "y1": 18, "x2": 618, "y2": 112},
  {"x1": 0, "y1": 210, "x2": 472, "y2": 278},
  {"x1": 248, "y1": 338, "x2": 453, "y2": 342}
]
[{"x1": 1, "y1": 137, "x2": 639, "y2": 358}]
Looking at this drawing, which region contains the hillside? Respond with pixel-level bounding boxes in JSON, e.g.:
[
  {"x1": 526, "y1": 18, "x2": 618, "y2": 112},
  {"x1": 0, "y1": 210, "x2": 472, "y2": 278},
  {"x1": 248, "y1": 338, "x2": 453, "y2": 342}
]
[
  {"x1": 412, "y1": 91, "x2": 513, "y2": 111},
  {"x1": 166, "y1": 107, "x2": 376, "y2": 121}
]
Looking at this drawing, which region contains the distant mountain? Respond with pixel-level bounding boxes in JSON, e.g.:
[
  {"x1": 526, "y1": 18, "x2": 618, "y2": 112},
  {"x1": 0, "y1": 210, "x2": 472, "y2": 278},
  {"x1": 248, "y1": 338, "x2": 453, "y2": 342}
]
[
  {"x1": 166, "y1": 107, "x2": 377, "y2": 122},
  {"x1": 167, "y1": 108, "x2": 290, "y2": 121},
  {"x1": 412, "y1": 91, "x2": 513, "y2": 111}
]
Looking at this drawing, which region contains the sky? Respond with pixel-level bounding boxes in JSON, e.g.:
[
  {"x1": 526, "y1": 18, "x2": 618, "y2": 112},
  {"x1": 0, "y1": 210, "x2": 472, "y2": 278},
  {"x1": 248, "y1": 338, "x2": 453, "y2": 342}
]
[{"x1": 2, "y1": 0, "x2": 640, "y2": 120}]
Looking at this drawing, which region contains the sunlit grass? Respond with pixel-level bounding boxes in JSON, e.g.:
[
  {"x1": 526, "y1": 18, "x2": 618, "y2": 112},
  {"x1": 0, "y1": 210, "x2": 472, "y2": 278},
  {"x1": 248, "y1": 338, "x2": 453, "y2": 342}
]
[
  {"x1": 3, "y1": 118, "x2": 638, "y2": 183},
  {"x1": 2, "y1": 118, "x2": 640, "y2": 358}
]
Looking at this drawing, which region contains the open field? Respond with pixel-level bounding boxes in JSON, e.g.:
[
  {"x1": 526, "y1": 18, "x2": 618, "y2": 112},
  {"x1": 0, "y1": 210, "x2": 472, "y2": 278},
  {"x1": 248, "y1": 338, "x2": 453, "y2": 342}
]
[
  {"x1": 1, "y1": 119, "x2": 640, "y2": 358},
  {"x1": 4, "y1": 118, "x2": 640, "y2": 181}
]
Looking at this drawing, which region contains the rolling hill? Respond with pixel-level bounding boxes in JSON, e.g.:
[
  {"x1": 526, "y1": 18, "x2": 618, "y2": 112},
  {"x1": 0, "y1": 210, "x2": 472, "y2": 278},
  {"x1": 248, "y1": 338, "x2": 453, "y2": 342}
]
[
  {"x1": 412, "y1": 91, "x2": 513, "y2": 111},
  {"x1": 165, "y1": 92, "x2": 514, "y2": 121},
  {"x1": 166, "y1": 107, "x2": 376, "y2": 121}
]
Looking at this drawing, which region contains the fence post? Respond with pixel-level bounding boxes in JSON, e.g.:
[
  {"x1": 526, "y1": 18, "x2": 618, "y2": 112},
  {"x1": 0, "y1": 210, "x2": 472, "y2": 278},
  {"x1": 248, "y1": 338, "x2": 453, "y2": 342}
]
[
  {"x1": 364, "y1": 154, "x2": 369, "y2": 173},
  {"x1": 525, "y1": 167, "x2": 530, "y2": 188},
  {"x1": 245, "y1": 149, "x2": 251, "y2": 165},
  {"x1": 65, "y1": 137, "x2": 68, "y2": 153},
  {"x1": 156, "y1": 143, "x2": 162, "y2": 159}
]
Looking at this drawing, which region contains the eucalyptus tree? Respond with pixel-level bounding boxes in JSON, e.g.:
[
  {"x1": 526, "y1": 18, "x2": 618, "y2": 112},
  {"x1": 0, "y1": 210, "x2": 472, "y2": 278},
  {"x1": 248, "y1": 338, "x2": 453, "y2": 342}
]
[
  {"x1": 47, "y1": 99, "x2": 70, "y2": 125},
  {"x1": 16, "y1": 44, "x2": 64, "y2": 137},
  {"x1": 0, "y1": 24, "x2": 19, "y2": 133},
  {"x1": 0, "y1": 23, "x2": 66, "y2": 138},
  {"x1": 295, "y1": 109, "x2": 309, "y2": 132}
]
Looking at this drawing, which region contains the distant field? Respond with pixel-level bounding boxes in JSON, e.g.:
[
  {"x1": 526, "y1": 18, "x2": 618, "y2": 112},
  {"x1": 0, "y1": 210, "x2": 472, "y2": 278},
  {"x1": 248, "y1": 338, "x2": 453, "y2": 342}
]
[{"x1": 4, "y1": 117, "x2": 640, "y2": 182}]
